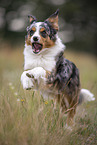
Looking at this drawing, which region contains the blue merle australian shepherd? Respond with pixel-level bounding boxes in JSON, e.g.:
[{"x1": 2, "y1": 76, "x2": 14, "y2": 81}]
[{"x1": 21, "y1": 9, "x2": 95, "y2": 126}]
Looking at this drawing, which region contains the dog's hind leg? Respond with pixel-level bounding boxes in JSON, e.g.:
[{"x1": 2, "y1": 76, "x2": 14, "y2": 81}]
[
  {"x1": 66, "y1": 107, "x2": 76, "y2": 126},
  {"x1": 66, "y1": 95, "x2": 78, "y2": 126}
]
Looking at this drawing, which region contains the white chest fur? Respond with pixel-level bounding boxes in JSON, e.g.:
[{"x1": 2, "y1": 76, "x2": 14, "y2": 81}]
[
  {"x1": 24, "y1": 37, "x2": 65, "y2": 71},
  {"x1": 24, "y1": 49, "x2": 56, "y2": 71}
]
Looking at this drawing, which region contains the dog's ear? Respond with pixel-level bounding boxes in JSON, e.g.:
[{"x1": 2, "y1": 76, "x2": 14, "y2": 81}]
[
  {"x1": 28, "y1": 15, "x2": 37, "y2": 24},
  {"x1": 45, "y1": 9, "x2": 59, "y2": 31}
]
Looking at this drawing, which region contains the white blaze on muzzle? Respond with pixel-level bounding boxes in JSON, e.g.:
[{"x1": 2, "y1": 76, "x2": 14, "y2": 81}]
[{"x1": 30, "y1": 22, "x2": 43, "y2": 43}]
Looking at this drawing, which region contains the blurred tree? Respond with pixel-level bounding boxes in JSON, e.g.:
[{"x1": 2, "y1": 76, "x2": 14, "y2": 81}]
[{"x1": 0, "y1": 0, "x2": 97, "y2": 55}]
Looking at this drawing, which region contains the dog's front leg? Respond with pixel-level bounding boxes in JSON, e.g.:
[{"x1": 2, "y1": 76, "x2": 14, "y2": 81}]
[
  {"x1": 21, "y1": 70, "x2": 34, "y2": 90},
  {"x1": 21, "y1": 67, "x2": 46, "y2": 90}
]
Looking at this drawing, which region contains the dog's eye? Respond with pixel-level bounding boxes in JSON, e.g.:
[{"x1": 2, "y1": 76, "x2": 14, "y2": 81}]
[
  {"x1": 40, "y1": 30, "x2": 47, "y2": 38},
  {"x1": 30, "y1": 30, "x2": 34, "y2": 36}
]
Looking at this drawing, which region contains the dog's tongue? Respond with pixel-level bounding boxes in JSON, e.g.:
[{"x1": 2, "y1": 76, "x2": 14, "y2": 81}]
[{"x1": 33, "y1": 43, "x2": 41, "y2": 53}]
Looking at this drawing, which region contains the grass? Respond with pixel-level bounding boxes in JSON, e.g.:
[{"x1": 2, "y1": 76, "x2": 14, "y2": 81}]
[{"x1": 0, "y1": 48, "x2": 97, "y2": 145}]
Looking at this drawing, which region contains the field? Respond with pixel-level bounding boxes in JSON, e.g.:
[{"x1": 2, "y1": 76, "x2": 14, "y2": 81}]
[{"x1": 0, "y1": 47, "x2": 97, "y2": 145}]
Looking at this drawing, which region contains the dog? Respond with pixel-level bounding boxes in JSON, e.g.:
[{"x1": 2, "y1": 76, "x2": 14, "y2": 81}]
[{"x1": 21, "y1": 9, "x2": 95, "y2": 126}]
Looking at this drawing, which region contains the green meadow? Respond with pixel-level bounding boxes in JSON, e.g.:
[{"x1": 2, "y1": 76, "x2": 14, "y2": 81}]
[{"x1": 0, "y1": 48, "x2": 97, "y2": 145}]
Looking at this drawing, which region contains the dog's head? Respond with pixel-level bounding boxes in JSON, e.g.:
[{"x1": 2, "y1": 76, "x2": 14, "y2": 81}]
[{"x1": 25, "y1": 9, "x2": 59, "y2": 54}]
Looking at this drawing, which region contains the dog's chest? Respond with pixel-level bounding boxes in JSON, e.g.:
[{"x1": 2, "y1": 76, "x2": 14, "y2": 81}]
[{"x1": 24, "y1": 54, "x2": 56, "y2": 71}]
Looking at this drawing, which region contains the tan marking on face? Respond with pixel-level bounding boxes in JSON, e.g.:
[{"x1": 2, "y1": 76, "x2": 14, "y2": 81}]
[
  {"x1": 25, "y1": 34, "x2": 32, "y2": 46},
  {"x1": 32, "y1": 27, "x2": 36, "y2": 32},
  {"x1": 40, "y1": 27, "x2": 45, "y2": 33},
  {"x1": 39, "y1": 35, "x2": 55, "y2": 49}
]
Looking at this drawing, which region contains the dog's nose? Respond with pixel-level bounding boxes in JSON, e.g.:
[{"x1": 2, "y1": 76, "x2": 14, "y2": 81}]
[{"x1": 33, "y1": 36, "x2": 39, "y2": 41}]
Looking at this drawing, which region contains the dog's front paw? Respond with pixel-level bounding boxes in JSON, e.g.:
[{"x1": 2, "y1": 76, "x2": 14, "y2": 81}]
[
  {"x1": 27, "y1": 67, "x2": 46, "y2": 82},
  {"x1": 21, "y1": 71, "x2": 34, "y2": 90}
]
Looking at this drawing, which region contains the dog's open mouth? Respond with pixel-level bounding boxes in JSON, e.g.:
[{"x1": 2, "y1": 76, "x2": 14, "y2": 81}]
[{"x1": 32, "y1": 43, "x2": 42, "y2": 54}]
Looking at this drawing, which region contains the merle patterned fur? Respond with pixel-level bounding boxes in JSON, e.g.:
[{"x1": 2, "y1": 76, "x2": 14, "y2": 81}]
[
  {"x1": 43, "y1": 21, "x2": 57, "y2": 41},
  {"x1": 47, "y1": 52, "x2": 80, "y2": 96}
]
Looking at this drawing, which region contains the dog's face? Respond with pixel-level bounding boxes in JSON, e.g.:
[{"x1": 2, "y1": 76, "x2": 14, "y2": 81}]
[{"x1": 25, "y1": 10, "x2": 59, "y2": 54}]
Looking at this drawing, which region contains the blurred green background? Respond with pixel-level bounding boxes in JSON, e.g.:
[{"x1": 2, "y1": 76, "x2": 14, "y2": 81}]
[{"x1": 0, "y1": 0, "x2": 97, "y2": 55}]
